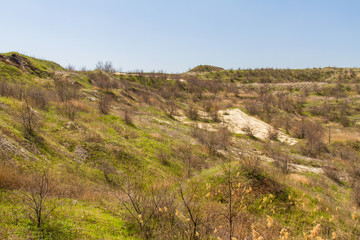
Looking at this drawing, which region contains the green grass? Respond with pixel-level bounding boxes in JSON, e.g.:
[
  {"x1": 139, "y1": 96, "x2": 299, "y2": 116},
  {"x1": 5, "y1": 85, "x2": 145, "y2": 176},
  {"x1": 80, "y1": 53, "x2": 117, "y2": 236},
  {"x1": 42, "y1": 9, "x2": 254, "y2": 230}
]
[
  {"x1": 1, "y1": 53, "x2": 360, "y2": 239},
  {"x1": 0, "y1": 190, "x2": 136, "y2": 240}
]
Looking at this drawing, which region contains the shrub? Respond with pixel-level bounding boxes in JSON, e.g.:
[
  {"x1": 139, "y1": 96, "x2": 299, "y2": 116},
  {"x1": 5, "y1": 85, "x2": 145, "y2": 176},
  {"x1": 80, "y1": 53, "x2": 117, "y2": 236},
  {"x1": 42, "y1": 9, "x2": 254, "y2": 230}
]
[
  {"x1": 27, "y1": 86, "x2": 49, "y2": 110},
  {"x1": 242, "y1": 123, "x2": 257, "y2": 139},
  {"x1": 192, "y1": 126, "x2": 231, "y2": 154},
  {"x1": 295, "y1": 119, "x2": 326, "y2": 157},
  {"x1": 54, "y1": 80, "x2": 80, "y2": 102},
  {"x1": 60, "y1": 101, "x2": 79, "y2": 120},
  {"x1": 163, "y1": 99, "x2": 177, "y2": 118},
  {"x1": 124, "y1": 109, "x2": 133, "y2": 125},
  {"x1": 187, "y1": 105, "x2": 199, "y2": 120},
  {"x1": 267, "y1": 126, "x2": 279, "y2": 141},
  {"x1": 89, "y1": 71, "x2": 119, "y2": 89},
  {"x1": 21, "y1": 171, "x2": 60, "y2": 228},
  {"x1": 19, "y1": 102, "x2": 40, "y2": 135},
  {"x1": 95, "y1": 61, "x2": 115, "y2": 73},
  {"x1": 98, "y1": 93, "x2": 112, "y2": 114}
]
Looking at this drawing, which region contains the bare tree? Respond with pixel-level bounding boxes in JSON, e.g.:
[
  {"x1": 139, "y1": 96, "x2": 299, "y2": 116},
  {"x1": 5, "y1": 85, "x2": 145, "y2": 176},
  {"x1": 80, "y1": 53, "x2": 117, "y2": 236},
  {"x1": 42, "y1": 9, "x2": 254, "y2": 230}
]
[
  {"x1": 192, "y1": 126, "x2": 231, "y2": 155},
  {"x1": 163, "y1": 99, "x2": 177, "y2": 118},
  {"x1": 21, "y1": 172, "x2": 59, "y2": 228},
  {"x1": 98, "y1": 93, "x2": 112, "y2": 114},
  {"x1": 266, "y1": 126, "x2": 279, "y2": 141},
  {"x1": 96, "y1": 61, "x2": 115, "y2": 73},
  {"x1": 27, "y1": 86, "x2": 49, "y2": 110},
  {"x1": 54, "y1": 80, "x2": 79, "y2": 102},
  {"x1": 187, "y1": 105, "x2": 199, "y2": 121},
  {"x1": 60, "y1": 101, "x2": 79, "y2": 120},
  {"x1": 221, "y1": 162, "x2": 241, "y2": 240},
  {"x1": 19, "y1": 101, "x2": 40, "y2": 135},
  {"x1": 296, "y1": 119, "x2": 326, "y2": 157},
  {"x1": 65, "y1": 64, "x2": 75, "y2": 71},
  {"x1": 178, "y1": 182, "x2": 208, "y2": 240},
  {"x1": 116, "y1": 175, "x2": 157, "y2": 239}
]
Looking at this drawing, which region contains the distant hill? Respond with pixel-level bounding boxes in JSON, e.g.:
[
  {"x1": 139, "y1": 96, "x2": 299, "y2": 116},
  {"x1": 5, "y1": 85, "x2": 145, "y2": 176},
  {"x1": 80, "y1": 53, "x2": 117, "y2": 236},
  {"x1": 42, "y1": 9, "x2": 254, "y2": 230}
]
[
  {"x1": 188, "y1": 64, "x2": 224, "y2": 73},
  {"x1": 0, "y1": 52, "x2": 64, "y2": 78}
]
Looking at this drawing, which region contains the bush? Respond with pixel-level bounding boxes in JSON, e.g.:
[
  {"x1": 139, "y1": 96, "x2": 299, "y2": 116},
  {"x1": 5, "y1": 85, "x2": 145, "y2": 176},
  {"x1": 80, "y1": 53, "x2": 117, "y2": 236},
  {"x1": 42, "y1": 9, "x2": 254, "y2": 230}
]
[
  {"x1": 27, "y1": 86, "x2": 49, "y2": 110},
  {"x1": 19, "y1": 102, "x2": 40, "y2": 135},
  {"x1": 294, "y1": 118, "x2": 326, "y2": 157},
  {"x1": 98, "y1": 93, "x2": 112, "y2": 114},
  {"x1": 21, "y1": 171, "x2": 60, "y2": 228},
  {"x1": 267, "y1": 126, "x2": 279, "y2": 141},
  {"x1": 60, "y1": 101, "x2": 79, "y2": 120},
  {"x1": 124, "y1": 109, "x2": 133, "y2": 125},
  {"x1": 54, "y1": 80, "x2": 79, "y2": 102},
  {"x1": 192, "y1": 126, "x2": 231, "y2": 154},
  {"x1": 187, "y1": 105, "x2": 199, "y2": 120},
  {"x1": 89, "y1": 71, "x2": 119, "y2": 89},
  {"x1": 163, "y1": 99, "x2": 177, "y2": 118}
]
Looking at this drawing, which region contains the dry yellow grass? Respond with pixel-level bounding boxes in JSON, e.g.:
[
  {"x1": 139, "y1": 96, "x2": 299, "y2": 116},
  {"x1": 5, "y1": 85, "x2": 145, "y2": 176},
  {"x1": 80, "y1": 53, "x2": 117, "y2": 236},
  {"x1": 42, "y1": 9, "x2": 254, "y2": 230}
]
[
  {"x1": 288, "y1": 174, "x2": 310, "y2": 185},
  {"x1": 0, "y1": 164, "x2": 31, "y2": 190},
  {"x1": 329, "y1": 130, "x2": 360, "y2": 142}
]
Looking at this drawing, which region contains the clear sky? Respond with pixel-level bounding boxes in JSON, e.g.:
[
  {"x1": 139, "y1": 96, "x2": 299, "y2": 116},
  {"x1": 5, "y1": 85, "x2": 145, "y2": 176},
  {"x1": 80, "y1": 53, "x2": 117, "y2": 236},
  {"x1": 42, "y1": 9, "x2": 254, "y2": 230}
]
[{"x1": 1, "y1": 0, "x2": 359, "y2": 72}]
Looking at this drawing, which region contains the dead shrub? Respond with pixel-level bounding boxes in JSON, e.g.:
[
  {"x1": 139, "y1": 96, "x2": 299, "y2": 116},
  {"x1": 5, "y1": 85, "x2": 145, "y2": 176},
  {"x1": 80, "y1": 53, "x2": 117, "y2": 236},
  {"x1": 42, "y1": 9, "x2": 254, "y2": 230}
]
[
  {"x1": 0, "y1": 80, "x2": 24, "y2": 99},
  {"x1": 263, "y1": 142, "x2": 291, "y2": 174},
  {"x1": 323, "y1": 165, "x2": 342, "y2": 184},
  {"x1": 294, "y1": 118, "x2": 326, "y2": 157},
  {"x1": 157, "y1": 149, "x2": 171, "y2": 166},
  {"x1": 54, "y1": 80, "x2": 80, "y2": 102},
  {"x1": 192, "y1": 126, "x2": 231, "y2": 155},
  {"x1": 274, "y1": 153, "x2": 291, "y2": 174},
  {"x1": 241, "y1": 155, "x2": 264, "y2": 181},
  {"x1": 187, "y1": 105, "x2": 199, "y2": 120},
  {"x1": 178, "y1": 182, "x2": 210, "y2": 240},
  {"x1": 0, "y1": 164, "x2": 31, "y2": 190},
  {"x1": 242, "y1": 123, "x2": 257, "y2": 139},
  {"x1": 59, "y1": 101, "x2": 79, "y2": 120},
  {"x1": 209, "y1": 109, "x2": 220, "y2": 122},
  {"x1": 70, "y1": 99, "x2": 90, "y2": 112},
  {"x1": 19, "y1": 102, "x2": 40, "y2": 135},
  {"x1": 98, "y1": 93, "x2": 112, "y2": 114},
  {"x1": 84, "y1": 131, "x2": 104, "y2": 143},
  {"x1": 124, "y1": 109, "x2": 134, "y2": 125},
  {"x1": 89, "y1": 71, "x2": 119, "y2": 89},
  {"x1": 115, "y1": 175, "x2": 158, "y2": 239},
  {"x1": 356, "y1": 84, "x2": 360, "y2": 94},
  {"x1": 26, "y1": 87, "x2": 49, "y2": 110},
  {"x1": 245, "y1": 100, "x2": 261, "y2": 116},
  {"x1": 95, "y1": 61, "x2": 115, "y2": 73},
  {"x1": 354, "y1": 181, "x2": 360, "y2": 206},
  {"x1": 163, "y1": 99, "x2": 177, "y2": 118},
  {"x1": 21, "y1": 171, "x2": 61, "y2": 228},
  {"x1": 267, "y1": 126, "x2": 279, "y2": 141},
  {"x1": 174, "y1": 144, "x2": 194, "y2": 177},
  {"x1": 139, "y1": 90, "x2": 151, "y2": 104}
]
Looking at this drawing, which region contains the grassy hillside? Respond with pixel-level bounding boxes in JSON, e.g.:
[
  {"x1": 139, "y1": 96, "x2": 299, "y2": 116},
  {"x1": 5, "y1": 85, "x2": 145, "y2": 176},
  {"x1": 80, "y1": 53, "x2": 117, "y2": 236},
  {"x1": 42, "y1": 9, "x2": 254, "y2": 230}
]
[
  {"x1": 194, "y1": 67, "x2": 360, "y2": 83},
  {"x1": 188, "y1": 65, "x2": 224, "y2": 73},
  {"x1": 0, "y1": 53, "x2": 360, "y2": 239}
]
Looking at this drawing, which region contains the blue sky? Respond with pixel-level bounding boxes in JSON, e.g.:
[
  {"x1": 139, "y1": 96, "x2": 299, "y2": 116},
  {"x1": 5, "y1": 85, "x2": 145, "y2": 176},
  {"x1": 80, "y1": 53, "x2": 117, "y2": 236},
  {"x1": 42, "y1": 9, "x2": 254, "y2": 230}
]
[{"x1": 1, "y1": 0, "x2": 359, "y2": 72}]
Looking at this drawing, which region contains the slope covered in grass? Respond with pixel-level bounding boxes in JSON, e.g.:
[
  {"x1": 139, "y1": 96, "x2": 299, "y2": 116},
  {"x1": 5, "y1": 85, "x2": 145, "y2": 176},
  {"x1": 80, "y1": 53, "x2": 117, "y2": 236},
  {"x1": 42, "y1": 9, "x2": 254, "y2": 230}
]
[{"x1": 0, "y1": 53, "x2": 359, "y2": 239}]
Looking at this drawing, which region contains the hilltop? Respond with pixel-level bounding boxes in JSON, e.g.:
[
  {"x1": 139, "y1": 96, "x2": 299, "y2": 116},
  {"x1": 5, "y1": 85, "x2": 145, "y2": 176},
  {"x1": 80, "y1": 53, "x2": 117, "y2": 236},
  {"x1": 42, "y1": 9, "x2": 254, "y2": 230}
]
[
  {"x1": 188, "y1": 65, "x2": 224, "y2": 73},
  {"x1": 0, "y1": 52, "x2": 360, "y2": 239}
]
